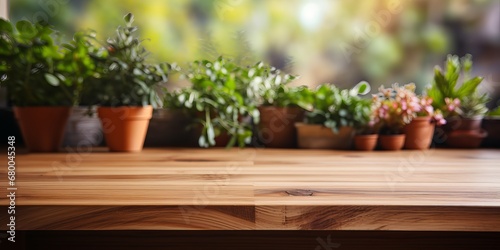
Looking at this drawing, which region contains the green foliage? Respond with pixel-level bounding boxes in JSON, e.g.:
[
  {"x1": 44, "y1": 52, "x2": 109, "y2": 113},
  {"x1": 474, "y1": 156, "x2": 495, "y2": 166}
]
[
  {"x1": 427, "y1": 54, "x2": 485, "y2": 116},
  {"x1": 489, "y1": 106, "x2": 500, "y2": 117},
  {"x1": 244, "y1": 61, "x2": 297, "y2": 107},
  {"x1": 0, "y1": 18, "x2": 73, "y2": 106},
  {"x1": 57, "y1": 30, "x2": 106, "y2": 106},
  {"x1": 457, "y1": 94, "x2": 489, "y2": 118},
  {"x1": 304, "y1": 82, "x2": 372, "y2": 133},
  {"x1": 177, "y1": 56, "x2": 259, "y2": 148},
  {"x1": 89, "y1": 13, "x2": 178, "y2": 107}
]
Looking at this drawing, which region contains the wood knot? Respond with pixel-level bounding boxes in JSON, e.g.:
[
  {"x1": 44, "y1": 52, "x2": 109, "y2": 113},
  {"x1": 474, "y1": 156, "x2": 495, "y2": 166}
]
[{"x1": 285, "y1": 189, "x2": 314, "y2": 196}]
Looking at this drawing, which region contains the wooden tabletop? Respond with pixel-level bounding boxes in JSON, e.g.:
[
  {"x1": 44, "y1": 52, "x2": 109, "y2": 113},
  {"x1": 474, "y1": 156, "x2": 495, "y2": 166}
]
[{"x1": 1, "y1": 148, "x2": 500, "y2": 231}]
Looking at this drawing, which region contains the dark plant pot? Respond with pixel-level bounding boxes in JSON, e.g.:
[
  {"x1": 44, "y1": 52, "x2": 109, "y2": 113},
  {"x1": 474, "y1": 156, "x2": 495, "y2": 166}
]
[
  {"x1": 444, "y1": 116, "x2": 483, "y2": 131},
  {"x1": 144, "y1": 109, "x2": 193, "y2": 147},
  {"x1": 257, "y1": 106, "x2": 304, "y2": 148},
  {"x1": 14, "y1": 106, "x2": 72, "y2": 152},
  {"x1": 0, "y1": 108, "x2": 23, "y2": 146},
  {"x1": 378, "y1": 134, "x2": 405, "y2": 151},
  {"x1": 98, "y1": 106, "x2": 152, "y2": 152},
  {"x1": 446, "y1": 129, "x2": 487, "y2": 148},
  {"x1": 295, "y1": 123, "x2": 354, "y2": 150},
  {"x1": 63, "y1": 106, "x2": 104, "y2": 148},
  {"x1": 354, "y1": 134, "x2": 378, "y2": 151},
  {"x1": 482, "y1": 117, "x2": 500, "y2": 148},
  {"x1": 403, "y1": 116, "x2": 435, "y2": 150}
]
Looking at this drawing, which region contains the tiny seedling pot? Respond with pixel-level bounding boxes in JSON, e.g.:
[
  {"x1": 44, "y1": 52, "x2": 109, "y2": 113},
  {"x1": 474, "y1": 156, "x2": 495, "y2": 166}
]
[
  {"x1": 378, "y1": 134, "x2": 406, "y2": 151},
  {"x1": 354, "y1": 134, "x2": 378, "y2": 151}
]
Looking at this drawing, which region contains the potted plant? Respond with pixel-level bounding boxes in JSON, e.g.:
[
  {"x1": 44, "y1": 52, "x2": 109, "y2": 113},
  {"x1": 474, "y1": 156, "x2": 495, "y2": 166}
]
[
  {"x1": 250, "y1": 62, "x2": 308, "y2": 148},
  {"x1": 444, "y1": 94, "x2": 489, "y2": 148},
  {"x1": 182, "y1": 57, "x2": 259, "y2": 148},
  {"x1": 372, "y1": 83, "x2": 420, "y2": 150},
  {"x1": 91, "y1": 13, "x2": 175, "y2": 152},
  {"x1": 58, "y1": 30, "x2": 107, "y2": 148},
  {"x1": 144, "y1": 87, "x2": 196, "y2": 147},
  {"x1": 427, "y1": 54, "x2": 488, "y2": 148},
  {"x1": 0, "y1": 19, "x2": 74, "y2": 152},
  {"x1": 296, "y1": 82, "x2": 371, "y2": 150},
  {"x1": 353, "y1": 99, "x2": 379, "y2": 151},
  {"x1": 402, "y1": 84, "x2": 447, "y2": 150},
  {"x1": 482, "y1": 106, "x2": 500, "y2": 148}
]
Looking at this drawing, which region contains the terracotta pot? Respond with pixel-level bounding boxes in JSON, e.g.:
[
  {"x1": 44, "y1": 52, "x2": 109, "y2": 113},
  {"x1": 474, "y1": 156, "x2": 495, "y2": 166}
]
[
  {"x1": 403, "y1": 116, "x2": 435, "y2": 150},
  {"x1": 354, "y1": 134, "x2": 378, "y2": 151},
  {"x1": 257, "y1": 106, "x2": 304, "y2": 148},
  {"x1": 446, "y1": 129, "x2": 488, "y2": 148},
  {"x1": 98, "y1": 106, "x2": 153, "y2": 152},
  {"x1": 378, "y1": 134, "x2": 405, "y2": 151},
  {"x1": 144, "y1": 109, "x2": 193, "y2": 147},
  {"x1": 14, "y1": 106, "x2": 72, "y2": 152},
  {"x1": 295, "y1": 123, "x2": 355, "y2": 149},
  {"x1": 63, "y1": 106, "x2": 104, "y2": 148},
  {"x1": 482, "y1": 117, "x2": 500, "y2": 148},
  {"x1": 444, "y1": 116, "x2": 483, "y2": 131}
]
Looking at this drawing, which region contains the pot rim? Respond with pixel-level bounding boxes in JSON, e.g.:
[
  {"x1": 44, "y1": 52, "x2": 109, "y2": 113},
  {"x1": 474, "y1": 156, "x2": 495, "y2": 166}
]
[
  {"x1": 355, "y1": 134, "x2": 378, "y2": 138},
  {"x1": 484, "y1": 115, "x2": 500, "y2": 120},
  {"x1": 446, "y1": 115, "x2": 484, "y2": 121}
]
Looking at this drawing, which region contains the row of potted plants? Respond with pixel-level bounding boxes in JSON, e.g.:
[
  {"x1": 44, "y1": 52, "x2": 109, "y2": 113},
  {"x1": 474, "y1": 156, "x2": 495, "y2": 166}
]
[
  {"x1": 1, "y1": 14, "x2": 176, "y2": 152},
  {"x1": 1, "y1": 15, "x2": 498, "y2": 153}
]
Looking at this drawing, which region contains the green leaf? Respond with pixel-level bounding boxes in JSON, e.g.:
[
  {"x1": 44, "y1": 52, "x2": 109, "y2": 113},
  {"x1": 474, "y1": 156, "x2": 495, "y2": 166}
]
[
  {"x1": 16, "y1": 20, "x2": 35, "y2": 34},
  {"x1": 0, "y1": 19, "x2": 13, "y2": 33},
  {"x1": 124, "y1": 13, "x2": 135, "y2": 24},
  {"x1": 456, "y1": 76, "x2": 483, "y2": 98},
  {"x1": 44, "y1": 73, "x2": 60, "y2": 86},
  {"x1": 207, "y1": 124, "x2": 216, "y2": 146}
]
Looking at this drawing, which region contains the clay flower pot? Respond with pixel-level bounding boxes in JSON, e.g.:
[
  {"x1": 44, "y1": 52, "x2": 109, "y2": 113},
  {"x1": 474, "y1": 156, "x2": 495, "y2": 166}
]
[
  {"x1": 482, "y1": 117, "x2": 500, "y2": 148},
  {"x1": 403, "y1": 116, "x2": 435, "y2": 150},
  {"x1": 14, "y1": 106, "x2": 72, "y2": 152},
  {"x1": 258, "y1": 106, "x2": 304, "y2": 148},
  {"x1": 446, "y1": 129, "x2": 487, "y2": 148},
  {"x1": 354, "y1": 134, "x2": 378, "y2": 151},
  {"x1": 378, "y1": 134, "x2": 406, "y2": 151},
  {"x1": 295, "y1": 123, "x2": 355, "y2": 149},
  {"x1": 98, "y1": 106, "x2": 153, "y2": 152}
]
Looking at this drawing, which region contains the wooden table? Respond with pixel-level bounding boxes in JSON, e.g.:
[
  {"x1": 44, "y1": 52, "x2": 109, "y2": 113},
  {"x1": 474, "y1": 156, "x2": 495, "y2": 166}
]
[{"x1": 1, "y1": 148, "x2": 500, "y2": 231}]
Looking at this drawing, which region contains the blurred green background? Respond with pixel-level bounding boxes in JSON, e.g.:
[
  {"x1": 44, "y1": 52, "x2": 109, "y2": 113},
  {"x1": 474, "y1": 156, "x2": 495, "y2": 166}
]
[{"x1": 7, "y1": 0, "x2": 500, "y2": 105}]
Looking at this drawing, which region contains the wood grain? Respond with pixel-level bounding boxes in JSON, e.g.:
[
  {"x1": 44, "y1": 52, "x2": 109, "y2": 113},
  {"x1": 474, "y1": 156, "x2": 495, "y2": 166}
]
[{"x1": 1, "y1": 148, "x2": 499, "y2": 230}]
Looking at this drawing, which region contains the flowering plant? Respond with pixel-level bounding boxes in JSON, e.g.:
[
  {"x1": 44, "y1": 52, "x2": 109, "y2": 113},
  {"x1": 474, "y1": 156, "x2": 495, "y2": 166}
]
[{"x1": 373, "y1": 83, "x2": 445, "y2": 134}]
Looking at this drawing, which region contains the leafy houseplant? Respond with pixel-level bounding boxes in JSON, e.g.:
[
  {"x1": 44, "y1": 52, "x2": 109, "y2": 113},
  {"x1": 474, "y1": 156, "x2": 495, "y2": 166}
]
[
  {"x1": 296, "y1": 82, "x2": 371, "y2": 149},
  {"x1": 428, "y1": 54, "x2": 485, "y2": 125},
  {"x1": 57, "y1": 30, "x2": 107, "y2": 148},
  {"x1": 248, "y1": 62, "x2": 308, "y2": 148},
  {"x1": 182, "y1": 57, "x2": 259, "y2": 148},
  {"x1": 93, "y1": 13, "x2": 176, "y2": 152},
  {"x1": 427, "y1": 54, "x2": 487, "y2": 148},
  {"x1": 0, "y1": 18, "x2": 73, "y2": 152}
]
